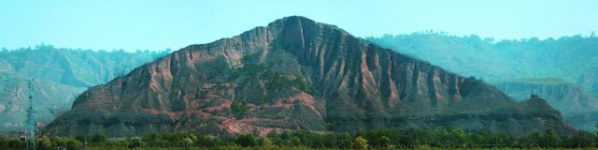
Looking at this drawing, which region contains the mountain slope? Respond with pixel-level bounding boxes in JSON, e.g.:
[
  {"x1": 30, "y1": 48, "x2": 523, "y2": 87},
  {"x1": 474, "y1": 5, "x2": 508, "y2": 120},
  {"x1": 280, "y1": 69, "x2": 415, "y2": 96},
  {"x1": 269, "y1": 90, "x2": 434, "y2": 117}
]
[
  {"x1": 368, "y1": 33, "x2": 598, "y2": 131},
  {"x1": 0, "y1": 46, "x2": 168, "y2": 134},
  {"x1": 0, "y1": 75, "x2": 85, "y2": 134},
  {"x1": 496, "y1": 81, "x2": 598, "y2": 131},
  {"x1": 579, "y1": 67, "x2": 598, "y2": 96},
  {"x1": 45, "y1": 16, "x2": 573, "y2": 137},
  {"x1": 0, "y1": 46, "x2": 170, "y2": 87},
  {"x1": 367, "y1": 33, "x2": 598, "y2": 84},
  {"x1": 497, "y1": 81, "x2": 598, "y2": 115}
]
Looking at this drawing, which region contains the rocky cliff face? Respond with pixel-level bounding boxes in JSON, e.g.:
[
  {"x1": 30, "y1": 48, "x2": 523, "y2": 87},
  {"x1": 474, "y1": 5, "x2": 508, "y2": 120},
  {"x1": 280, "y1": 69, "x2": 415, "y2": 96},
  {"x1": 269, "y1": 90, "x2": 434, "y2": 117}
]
[
  {"x1": 496, "y1": 81, "x2": 598, "y2": 131},
  {"x1": 44, "y1": 16, "x2": 574, "y2": 137}
]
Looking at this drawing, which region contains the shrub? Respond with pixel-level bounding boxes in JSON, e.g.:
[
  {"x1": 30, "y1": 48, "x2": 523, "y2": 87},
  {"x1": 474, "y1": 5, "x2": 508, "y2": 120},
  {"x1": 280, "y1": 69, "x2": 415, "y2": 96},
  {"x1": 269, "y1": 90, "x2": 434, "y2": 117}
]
[{"x1": 354, "y1": 136, "x2": 368, "y2": 150}]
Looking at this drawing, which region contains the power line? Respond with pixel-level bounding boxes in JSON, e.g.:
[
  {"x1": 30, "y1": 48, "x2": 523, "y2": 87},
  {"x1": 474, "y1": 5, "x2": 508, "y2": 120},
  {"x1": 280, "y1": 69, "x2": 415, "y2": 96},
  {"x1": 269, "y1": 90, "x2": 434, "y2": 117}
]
[{"x1": 26, "y1": 79, "x2": 36, "y2": 150}]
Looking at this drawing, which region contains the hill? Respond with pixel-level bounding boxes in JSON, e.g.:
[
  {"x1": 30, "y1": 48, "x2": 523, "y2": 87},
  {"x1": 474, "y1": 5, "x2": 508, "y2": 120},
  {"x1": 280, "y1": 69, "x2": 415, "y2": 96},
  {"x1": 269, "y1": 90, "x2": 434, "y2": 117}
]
[
  {"x1": 0, "y1": 45, "x2": 169, "y2": 134},
  {"x1": 45, "y1": 16, "x2": 573, "y2": 137}
]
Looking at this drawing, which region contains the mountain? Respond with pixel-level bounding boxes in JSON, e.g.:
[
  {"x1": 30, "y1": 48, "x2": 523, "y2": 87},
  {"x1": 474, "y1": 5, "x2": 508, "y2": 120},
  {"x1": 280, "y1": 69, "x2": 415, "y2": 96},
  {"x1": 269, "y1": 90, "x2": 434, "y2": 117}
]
[
  {"x1": 0, "y1": 46, "x2": 170, "y2": 87},
  {"x1": 366, "y1": 33, "x2": 598, "y2": 85},
  {"x1": 45, "y1": 16, "x2": 573, "y2": 137},
  {"x1": 579, "y1": 67, "x2": 598, "y2": 97},
  {"x1": 565, "y1": 110, "x2": 598, "y2": 131},
  {"x1": 0, "y1": 76, "x2": 85, "y2": 134},
  {"x1": 496, "y1": 80, "x2": 598, "y2": 115},
  {"x1": 496, "y1": 80, "x2": 598, "y2": 131},
  {"x1": 367, "y1": 33, "x2": 598, "y2": 131},
  {"x1": 0, "y1": 46, "x2": 169, "y2": 134}
]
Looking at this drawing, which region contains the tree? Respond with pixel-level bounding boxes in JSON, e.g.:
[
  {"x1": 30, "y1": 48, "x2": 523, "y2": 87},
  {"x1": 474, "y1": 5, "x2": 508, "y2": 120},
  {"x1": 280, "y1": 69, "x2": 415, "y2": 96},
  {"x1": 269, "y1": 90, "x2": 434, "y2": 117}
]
[
  {"x1": 469, "y1": 130, "x2": 495, "y2": 147},
  {"x1": 413, "y1": 129, "x2": 431, "y2": 146},
  {"x1": 563, "y1": 132, "x2": 595, "y2": 148},
  {"x1": 354, "y1": 136, "x2": 368, "y2": 150},
  {"x1": 37, "y1": 136, "x2": 53, "y2": 150},
  {"x1": 236, "y1": 134, "x2": 259, "y2": 147},
  {"x1": 338, "y1": 132, "x2": 353, "y2": 149},
  {"x1": 231, "y1": 101, "x2": 249, "y2": 118},
  {"x1": 543, "y1": 130, "x2": 559, "y2": 147},
  {"x1": 289, "y1": 136, "x2": 301, "y2": 146},
  {"x1": 183, "y1": 137, "x2": 193, "y2": 148},
  {"x1": 55, "y1": 137, "x2": 83, "y2": 150},
  {"x1": 434, "y1": 128, "x2": 450, "y2": 147},
  {"x1": 363, "y1": 129, "x2": 396, "y2": 148},
  {"x1": 0, "y1": 136, "x2": 6, "y2": 148},
  {"x1": 449, "y1": 128, "x2": 467, "y2": 147},
  {"x1": 595, "y1": 126, "x2": 598, "y2": 145},
  {"x1": 91, "y1": 133, "x2": 108, "y2": 144},
  {"x1": 527, "y1": 132, "x2": 544, "y2": 147},
  {"x1": 261, "y1": 137, "x2": 273, "y2": 147},
  {"x1": 196, "y1": 135, "x2": 224, "y2": 147},
  {"x1": 7, "y1": 138, "x2": 25, "y2": 149},
  {"x1": 127, "y1": 137, "x2": 142, "y2": 148},
  {"x1": 495, "y1": 132, "x2": 515, "y2": 147}
]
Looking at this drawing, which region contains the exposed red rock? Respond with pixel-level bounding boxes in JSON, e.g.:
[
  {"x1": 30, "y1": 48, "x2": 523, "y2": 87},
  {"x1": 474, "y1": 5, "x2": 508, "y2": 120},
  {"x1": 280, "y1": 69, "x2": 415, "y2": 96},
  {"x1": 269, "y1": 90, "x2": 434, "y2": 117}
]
[{"x1": 44, "y1": 16, "x2": 574, "y2": 137}]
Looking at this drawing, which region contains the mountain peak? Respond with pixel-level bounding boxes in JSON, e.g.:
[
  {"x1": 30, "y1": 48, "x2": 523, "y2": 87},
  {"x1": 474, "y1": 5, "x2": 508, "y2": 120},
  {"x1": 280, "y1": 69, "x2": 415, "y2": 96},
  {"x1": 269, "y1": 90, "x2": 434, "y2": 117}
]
[
  {"x1": 272, "y1": 16, "x2": 315, "y2": 23},
  {"x1": 267, "y1": 16, "x2": 344, "y2": 38},
  {"x1": 268, "y1": 16, "x2": 317, "y2": 28},
  {"x1": 45, "y1": 17, "x2": 573, "y2": 137}
]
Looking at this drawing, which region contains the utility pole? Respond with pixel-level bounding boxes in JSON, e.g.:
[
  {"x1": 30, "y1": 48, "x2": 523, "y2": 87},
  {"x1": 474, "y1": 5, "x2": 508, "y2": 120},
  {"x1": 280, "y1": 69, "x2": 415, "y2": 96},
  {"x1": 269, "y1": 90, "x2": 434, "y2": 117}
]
[
  {"x1": 26, "y1": 79, "x2": 36, "y2": 150},
  {"x1": 494, "y1": 133, "x2": 498, "y2": 148}
]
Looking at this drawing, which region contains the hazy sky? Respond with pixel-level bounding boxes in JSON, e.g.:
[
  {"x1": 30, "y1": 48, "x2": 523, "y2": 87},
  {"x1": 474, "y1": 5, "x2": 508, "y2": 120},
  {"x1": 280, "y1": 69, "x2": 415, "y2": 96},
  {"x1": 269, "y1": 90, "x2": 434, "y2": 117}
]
[{"x1": 1, "y1": 0, "x2": 597, "y2": 51}]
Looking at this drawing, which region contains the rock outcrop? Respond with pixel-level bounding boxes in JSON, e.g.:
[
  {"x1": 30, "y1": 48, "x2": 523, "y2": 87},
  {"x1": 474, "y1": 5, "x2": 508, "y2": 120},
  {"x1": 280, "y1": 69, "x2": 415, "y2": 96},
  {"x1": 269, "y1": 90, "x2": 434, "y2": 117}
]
[{"x1": 44, "y1": 16, "x2": 574, "y2": 137}]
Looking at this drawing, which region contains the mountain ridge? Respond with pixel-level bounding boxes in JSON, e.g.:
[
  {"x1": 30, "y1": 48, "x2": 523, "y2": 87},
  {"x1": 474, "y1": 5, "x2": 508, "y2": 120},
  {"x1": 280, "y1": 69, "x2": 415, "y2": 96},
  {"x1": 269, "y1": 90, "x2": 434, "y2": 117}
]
[
  {"x1": 497, "y1": 81, "x2": 598, "y2": 131},
  {"x1": 45, "y1": 16, "x2": 574, "y2": 137},
  {"x1": 0, "y1": 46, "x2": 168, "y2": 134}
]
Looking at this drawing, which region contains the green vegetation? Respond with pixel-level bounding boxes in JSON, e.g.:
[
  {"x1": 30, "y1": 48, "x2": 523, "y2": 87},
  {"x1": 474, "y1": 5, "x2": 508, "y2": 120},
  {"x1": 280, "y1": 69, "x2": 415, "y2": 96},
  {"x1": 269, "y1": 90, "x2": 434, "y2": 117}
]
[
  {"x1": 368, "y1": 33, "x2": 598, "y2": 132},
  {"x1": 0, "y1": 45, "x2": 171, "y2": 134},
  {"x1": 1, "y1": 128, "x2": 597, "y2": 149},
  {"x1": 367, "y1": 33, "x2": 598, "y2": 84},
  {"x1": 0, "y1": 44, "x2": 170, "y2": 86},
  {"x1": 502, "y1": 78, "x2": 569, "y2": 84},
  {"x1": 230, "y1": 101, "x2": 249, "y2": 118},
  {"x1": 264, "y1": 75, "x2": 317, "y2": 95},
  {"x1": 354, "y1": 136, "x2": 368, "y2": 150},
  {"x1": 229, "y1": 62, "x2": 318, "y2": 105}
]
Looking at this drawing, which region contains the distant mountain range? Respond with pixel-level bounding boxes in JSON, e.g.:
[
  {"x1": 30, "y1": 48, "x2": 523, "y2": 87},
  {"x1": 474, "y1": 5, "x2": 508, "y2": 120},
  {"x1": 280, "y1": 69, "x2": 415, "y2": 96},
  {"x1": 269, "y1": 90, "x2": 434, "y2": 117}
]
[
  {"x1": 44, "y1": 16, "x2": 573, "y2": 137},
  {"x1": 368, "y1": 33, "x2": 598, "y2": 131},
  {"x1": 367, "y1": 33, "x2": 598, "y2": 93},
  {"x1": 0, "y1": 45, "x2": 169, "y2": 134}
]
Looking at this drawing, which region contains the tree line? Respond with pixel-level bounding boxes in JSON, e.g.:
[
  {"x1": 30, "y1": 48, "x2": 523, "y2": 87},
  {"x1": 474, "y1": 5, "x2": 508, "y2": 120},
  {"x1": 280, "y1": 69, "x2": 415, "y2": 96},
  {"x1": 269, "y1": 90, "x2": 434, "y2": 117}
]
[{"x1": 0, "y1": 128, "x2": 596, "y2": 149}]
